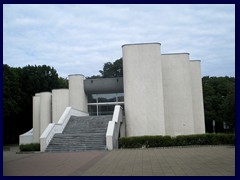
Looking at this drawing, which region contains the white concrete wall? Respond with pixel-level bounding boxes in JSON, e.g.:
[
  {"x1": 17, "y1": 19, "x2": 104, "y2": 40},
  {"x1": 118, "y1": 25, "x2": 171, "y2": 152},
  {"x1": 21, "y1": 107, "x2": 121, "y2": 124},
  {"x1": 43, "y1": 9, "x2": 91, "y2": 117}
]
[
  {"x1": 69, "y1": 74, "x2": 88, "y2": 112},
  {"x1": 19, "y1": 129, "x2": 33, "y2": 145},
  {"x1": 190, "y1": 61, "x2": 205, "y2": 134},
  {"x1": 162, "y1": 53, "x2": 195, "y2": 136},
  {"x1": 106, "y1": 105, "x2": 122, "y2": 150},
  {"x1": 32, "y1": 93, "x2": 40, "y2": 143},
  {"x1": 52, "y1": 89, "x2": 69, "y2": 123},
  {"x1": 122, "y1": 43, "x2": 165, "y2": 136},
  {"x1": 40, "y1": 92, "x2": 52, "y2": 135}
]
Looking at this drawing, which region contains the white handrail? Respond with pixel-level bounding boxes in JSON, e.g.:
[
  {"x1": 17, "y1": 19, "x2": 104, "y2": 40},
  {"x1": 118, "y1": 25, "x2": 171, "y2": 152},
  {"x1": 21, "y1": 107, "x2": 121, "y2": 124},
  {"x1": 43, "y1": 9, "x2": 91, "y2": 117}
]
[
  {"x1": 106, "y1": 105, "x2": 123, "y2": 150},
  {"x1": 40, "y1": 107, "x2": 89, "y2": 152}
]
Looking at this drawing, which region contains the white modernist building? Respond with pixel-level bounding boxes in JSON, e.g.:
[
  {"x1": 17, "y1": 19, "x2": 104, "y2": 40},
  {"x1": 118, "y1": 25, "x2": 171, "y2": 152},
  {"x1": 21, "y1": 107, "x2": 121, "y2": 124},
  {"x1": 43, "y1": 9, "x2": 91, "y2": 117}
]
[{"x1": 20, "y1": 43, "x2": 205, "y2": 149}]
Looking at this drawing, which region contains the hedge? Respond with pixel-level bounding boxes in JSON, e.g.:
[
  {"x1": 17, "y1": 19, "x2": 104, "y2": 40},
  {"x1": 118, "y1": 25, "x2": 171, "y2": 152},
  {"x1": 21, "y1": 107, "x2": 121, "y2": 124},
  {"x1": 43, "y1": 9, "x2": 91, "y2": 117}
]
[
  {"x1": 119, "y1": 134, "x2": 235, "y2": 148},
  {"x1": 19, "y1": 143, "x2": 40, "y2": 151}
]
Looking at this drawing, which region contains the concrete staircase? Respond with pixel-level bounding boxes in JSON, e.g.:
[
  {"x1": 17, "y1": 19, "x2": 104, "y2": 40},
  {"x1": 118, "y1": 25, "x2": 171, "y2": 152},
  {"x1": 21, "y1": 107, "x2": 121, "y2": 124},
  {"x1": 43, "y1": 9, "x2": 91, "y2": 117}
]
[{"x1": 45, "y1": 115, "x2": 112, "y2": 152}]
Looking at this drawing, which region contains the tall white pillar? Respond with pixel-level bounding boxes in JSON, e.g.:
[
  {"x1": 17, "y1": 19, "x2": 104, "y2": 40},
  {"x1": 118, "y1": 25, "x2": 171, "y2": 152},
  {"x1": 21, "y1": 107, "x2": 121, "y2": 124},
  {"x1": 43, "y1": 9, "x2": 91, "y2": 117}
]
[
  {"x1": 122, "y1": 43, "x2": 165, "y2": 136},
  {"x1": 52, "y1": 89, "x2": 69, "y2": 123},
  {"x1": 190, "y1": 61, "x2": 205, "y2": 134},
  {"x1": 32, "y1": 93, "x2": 40, "y2": 143},
  {"x1": 40, "y1": 92, "x2": 52, "y2": 135},
  {"x1": 162, "y1": 53, "x2": 195, "y2": 136},
  {"x1": 69, "y1": 74, "x2": 88, "y2": 112}
]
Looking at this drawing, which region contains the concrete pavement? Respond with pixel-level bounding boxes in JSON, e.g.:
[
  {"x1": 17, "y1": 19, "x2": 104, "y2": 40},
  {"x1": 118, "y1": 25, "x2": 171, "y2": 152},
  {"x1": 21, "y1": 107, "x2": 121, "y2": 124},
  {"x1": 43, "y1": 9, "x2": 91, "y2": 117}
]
[{"x1": 3, "y1": 145, "x2": 235, "y2": 176}]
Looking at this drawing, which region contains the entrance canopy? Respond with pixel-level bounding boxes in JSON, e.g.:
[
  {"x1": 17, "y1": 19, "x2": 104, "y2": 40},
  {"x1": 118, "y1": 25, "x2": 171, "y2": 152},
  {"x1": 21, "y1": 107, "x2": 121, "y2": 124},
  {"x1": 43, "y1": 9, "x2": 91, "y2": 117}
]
[{"x1": 84, "y1": 77, "x2": 123, "y2": 94}]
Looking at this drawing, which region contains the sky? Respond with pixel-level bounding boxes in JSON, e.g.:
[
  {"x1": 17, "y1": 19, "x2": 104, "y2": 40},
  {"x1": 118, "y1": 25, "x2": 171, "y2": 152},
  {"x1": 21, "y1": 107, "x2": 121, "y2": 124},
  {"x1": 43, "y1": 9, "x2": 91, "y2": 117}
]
[{"x1": 3, "y1": 4, "x2": 235, "y2": 78}]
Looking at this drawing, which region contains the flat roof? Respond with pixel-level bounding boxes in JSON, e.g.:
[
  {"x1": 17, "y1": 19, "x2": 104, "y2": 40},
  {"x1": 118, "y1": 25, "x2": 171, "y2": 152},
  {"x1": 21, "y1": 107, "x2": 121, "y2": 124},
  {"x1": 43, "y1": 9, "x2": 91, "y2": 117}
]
[
  {"x1": 122, "y1": 42, "x2": 161, "y2": 47},
  {"x1": 68, "y1": 74, "x2": 85, "y2": 77},
  {"x1": 52, "y1": 88, "x2": 69, "y2": 91},
  {"x1": 162, "y1": 53, "x2": 190, "y2": 55},
  {"x1": 190, "y1": 60, "x2": 201, "y2": 62}
]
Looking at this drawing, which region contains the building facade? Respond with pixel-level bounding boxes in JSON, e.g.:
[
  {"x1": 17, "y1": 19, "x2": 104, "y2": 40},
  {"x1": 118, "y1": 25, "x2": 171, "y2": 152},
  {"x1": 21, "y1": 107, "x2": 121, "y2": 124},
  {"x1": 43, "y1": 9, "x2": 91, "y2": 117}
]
[
  {"x1": 123, "y1": 43, "x2": 205, "y2": 136},
  {"x1": 21, "y1": 42, "x2": 205, "y2": 145}
]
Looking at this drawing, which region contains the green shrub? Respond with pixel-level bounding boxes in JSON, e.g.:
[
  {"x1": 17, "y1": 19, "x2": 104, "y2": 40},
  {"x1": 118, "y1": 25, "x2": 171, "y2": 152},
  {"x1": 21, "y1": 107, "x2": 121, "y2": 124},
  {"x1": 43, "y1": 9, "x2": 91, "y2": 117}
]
[
  {"x1": 119, "y1": 134, "x2": 234, "y2": 149},
  {"x1": 19, "y1": 143, "x2": 40, "y2": 151}
]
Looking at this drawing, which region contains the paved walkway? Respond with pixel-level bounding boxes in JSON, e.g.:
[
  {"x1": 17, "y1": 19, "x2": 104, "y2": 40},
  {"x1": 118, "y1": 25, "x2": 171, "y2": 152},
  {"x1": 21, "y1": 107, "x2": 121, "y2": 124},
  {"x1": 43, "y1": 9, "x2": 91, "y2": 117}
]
[{"x1": 3, "y1": 145, "x2": 235, "y2": 176}]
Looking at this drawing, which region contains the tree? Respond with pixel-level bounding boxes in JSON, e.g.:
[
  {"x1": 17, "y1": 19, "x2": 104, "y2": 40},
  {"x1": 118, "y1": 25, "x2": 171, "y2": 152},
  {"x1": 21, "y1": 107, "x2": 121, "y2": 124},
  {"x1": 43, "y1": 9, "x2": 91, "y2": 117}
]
[
  {"x1": 86, "y1": 58, "x2": 123, "y2": 79},
  {"x1": 3, "y1": 65, "x2": 23, "y2": 143},
  {"x1": 99, "y1": 58, "x2": 123, "y2": 78},
  {"x1": 202, "y1": 76, "x2": 235, "y2": 133},
  {"x1": 3, "y1": 64, "x2": 68, "y2": 144},
  {"x1": 58, "y1": 77, "x2": 68, "y2": 88},
  {"x1": 222, "y1": 82, "x2": 235, "y2": 132},
  {"x1": 86, "y1": 75, "x2": 102, "y2": 79}
]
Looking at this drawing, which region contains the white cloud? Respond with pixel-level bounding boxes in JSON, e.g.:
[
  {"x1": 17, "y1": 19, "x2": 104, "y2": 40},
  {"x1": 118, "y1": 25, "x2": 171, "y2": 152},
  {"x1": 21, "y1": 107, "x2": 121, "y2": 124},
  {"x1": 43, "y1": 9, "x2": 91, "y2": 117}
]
[{"x1": 3, "y1": 4, "x2": 235, "y2": 77}]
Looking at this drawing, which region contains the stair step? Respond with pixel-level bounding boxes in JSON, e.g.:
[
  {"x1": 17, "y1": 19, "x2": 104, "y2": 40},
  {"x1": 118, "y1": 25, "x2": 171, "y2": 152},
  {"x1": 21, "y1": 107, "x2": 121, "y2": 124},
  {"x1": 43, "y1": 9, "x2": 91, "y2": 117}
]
[{"x1": 46, "y1": 115, "x2": 112, "y2": 152}]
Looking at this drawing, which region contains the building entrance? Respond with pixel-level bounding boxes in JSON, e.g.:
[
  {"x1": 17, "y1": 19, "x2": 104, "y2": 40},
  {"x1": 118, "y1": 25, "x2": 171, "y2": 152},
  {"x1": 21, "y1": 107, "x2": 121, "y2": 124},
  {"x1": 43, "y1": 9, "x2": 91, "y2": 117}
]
[{"x1": 88, "y1": 93, "x2": 124, "y2": 116}]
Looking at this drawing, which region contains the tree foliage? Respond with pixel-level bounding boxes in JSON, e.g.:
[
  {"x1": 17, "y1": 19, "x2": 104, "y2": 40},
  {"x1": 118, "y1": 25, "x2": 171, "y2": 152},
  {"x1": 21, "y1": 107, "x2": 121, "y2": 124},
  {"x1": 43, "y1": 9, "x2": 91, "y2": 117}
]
[
  {"x1": 3, "y1": 65, "x2": 23, "y2": 144},
  {"x1": 99, "y1": 58, "x2": 123, "y2": 78},
  {"x1": 202, "y1": 76, "x2": 235, "y2": 133},
  {"x1": 3, "y1": 64, "x2": 68, "y2": 144},
  {"x1": 87, "y1": 58, "x2": 123, "y2": 79}
]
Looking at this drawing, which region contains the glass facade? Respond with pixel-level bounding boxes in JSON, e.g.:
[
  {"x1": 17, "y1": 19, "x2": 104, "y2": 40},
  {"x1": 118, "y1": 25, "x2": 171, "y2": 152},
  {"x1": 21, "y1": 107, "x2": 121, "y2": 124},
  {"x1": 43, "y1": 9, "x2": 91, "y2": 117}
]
[
  {"x1": 117, "y1": 93, "x2": 124, "y2": 102},
  {"x1": 98, "y1": 93, "x2": 116, "y2": 103},
  {"x1": 88, "y1": 94, "x2": 98, "y2": 103},
  {"x1": 88, "y1": 93, "x2": 124, "y2": 116}
]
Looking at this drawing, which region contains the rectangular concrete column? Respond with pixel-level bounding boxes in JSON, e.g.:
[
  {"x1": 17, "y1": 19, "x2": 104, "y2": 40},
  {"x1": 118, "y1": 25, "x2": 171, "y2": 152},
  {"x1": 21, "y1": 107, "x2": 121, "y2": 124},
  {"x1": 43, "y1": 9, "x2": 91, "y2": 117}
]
[
  {"x1": 40, "y1": 92, "x2": 52, "y2": 135},
  {"x1": 190, "y1": 61, "x2": 205, "y2": 134},
  {"x1": 52, "y1": 89, "x2": 69, "y2": 123},
  {"x1": 162, "y1": 53, "x2": 195, "y2": 135},
  {"x1": 122, "y1": 43, "x2": 165, "y2": 136},
  {"x1": 32, "y1": 93, "x2": 40, "y2": 143},
  {"x1": 69, "y1": 74, "x2": 88, "y2": 112}
]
